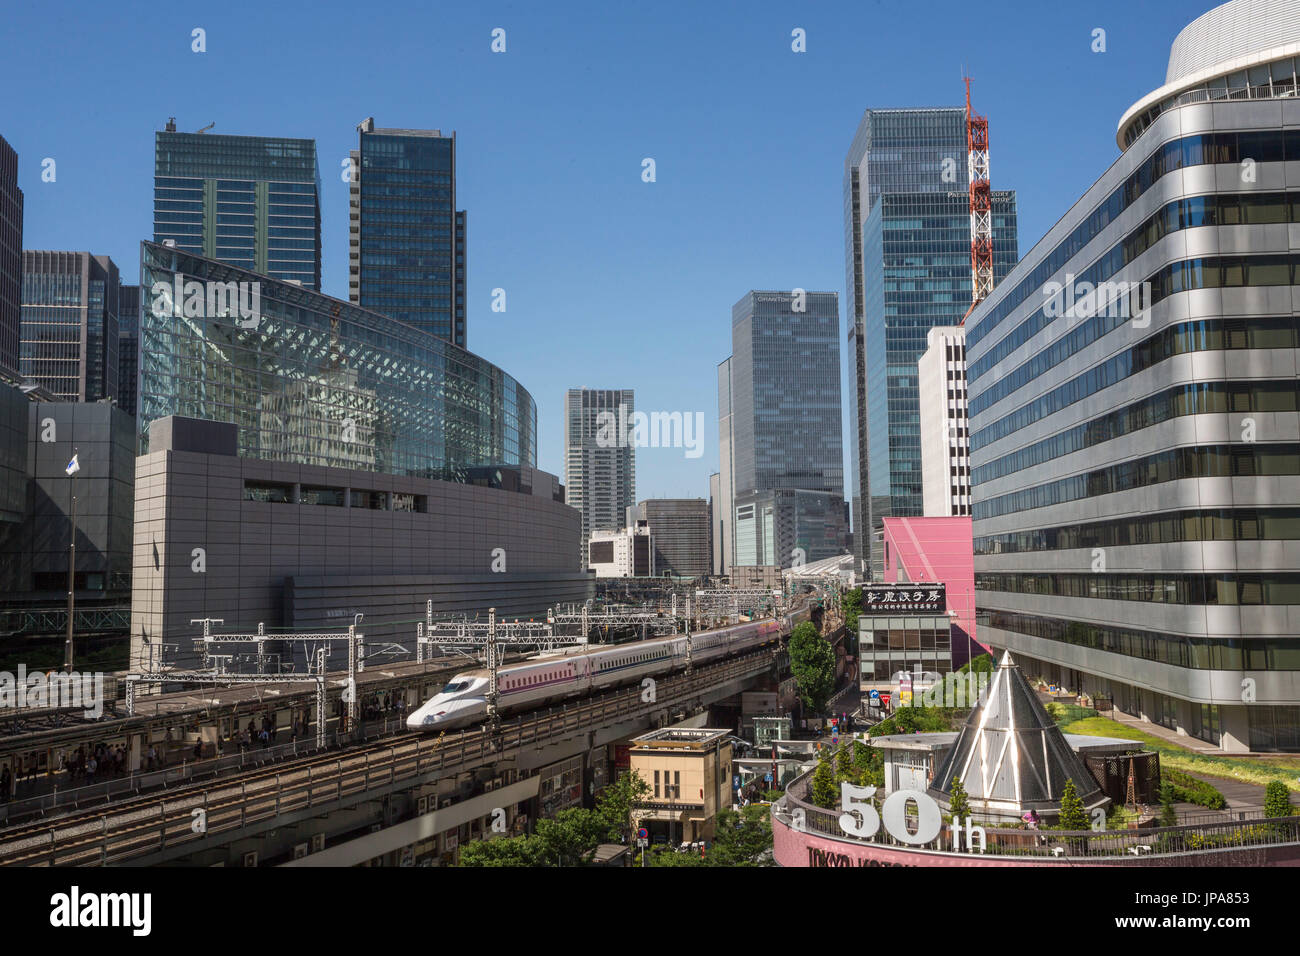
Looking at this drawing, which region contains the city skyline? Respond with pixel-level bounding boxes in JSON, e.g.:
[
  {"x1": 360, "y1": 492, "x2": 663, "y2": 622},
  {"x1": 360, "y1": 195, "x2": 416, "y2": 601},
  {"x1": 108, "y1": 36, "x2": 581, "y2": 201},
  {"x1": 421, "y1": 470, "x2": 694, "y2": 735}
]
[{"x1": 5, "y1": 0, "x2": 1218, "y2": 503}]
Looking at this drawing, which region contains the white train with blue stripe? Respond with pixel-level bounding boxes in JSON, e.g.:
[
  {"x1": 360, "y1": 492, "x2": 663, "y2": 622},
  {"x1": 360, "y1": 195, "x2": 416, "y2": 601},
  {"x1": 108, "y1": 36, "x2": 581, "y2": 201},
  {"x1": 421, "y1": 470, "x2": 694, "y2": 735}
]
[{"x1": 406, "y1": 605, "x2": 811, "y2": 731}]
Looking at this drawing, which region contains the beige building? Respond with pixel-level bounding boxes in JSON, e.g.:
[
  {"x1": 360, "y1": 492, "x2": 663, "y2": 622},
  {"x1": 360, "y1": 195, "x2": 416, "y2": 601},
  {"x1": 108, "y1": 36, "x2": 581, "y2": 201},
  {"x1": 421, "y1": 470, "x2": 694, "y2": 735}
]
[{"x1": 629, "y1": 728, "x2": 733, "y2": 845}]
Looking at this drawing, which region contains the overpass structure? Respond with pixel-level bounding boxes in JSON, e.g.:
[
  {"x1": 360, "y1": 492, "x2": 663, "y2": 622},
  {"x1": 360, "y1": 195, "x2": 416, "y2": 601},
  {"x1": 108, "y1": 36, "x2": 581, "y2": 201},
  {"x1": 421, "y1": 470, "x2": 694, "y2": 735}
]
[{"x1": 0, "y1": 644, "x2": 790, "y2": 867}]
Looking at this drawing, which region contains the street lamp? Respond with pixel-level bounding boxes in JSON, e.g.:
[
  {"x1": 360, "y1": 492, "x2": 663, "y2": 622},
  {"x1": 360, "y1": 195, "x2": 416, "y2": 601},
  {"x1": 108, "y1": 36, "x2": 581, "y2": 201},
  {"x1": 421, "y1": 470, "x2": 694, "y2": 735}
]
[{"x1": 65, "y1": 448, "x2": 80, "y2": 674}]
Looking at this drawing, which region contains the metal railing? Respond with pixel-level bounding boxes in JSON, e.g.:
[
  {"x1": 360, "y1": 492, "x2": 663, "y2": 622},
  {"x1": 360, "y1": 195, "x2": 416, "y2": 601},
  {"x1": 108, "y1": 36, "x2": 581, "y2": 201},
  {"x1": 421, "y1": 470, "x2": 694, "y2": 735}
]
[
  {"x1": 0, "y1": 648, "x2": 778, "y2": 866},
  {"x1": 776, "y1": 772, "x2": 1300, "y2": 861}
]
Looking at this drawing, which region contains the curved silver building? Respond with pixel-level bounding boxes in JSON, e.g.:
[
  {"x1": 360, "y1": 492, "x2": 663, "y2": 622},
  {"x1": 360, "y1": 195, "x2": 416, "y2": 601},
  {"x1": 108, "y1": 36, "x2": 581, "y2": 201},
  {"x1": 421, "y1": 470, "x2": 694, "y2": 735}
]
[{"x1": 968, "y1": 0, "x2": 1300, "y2": 752}]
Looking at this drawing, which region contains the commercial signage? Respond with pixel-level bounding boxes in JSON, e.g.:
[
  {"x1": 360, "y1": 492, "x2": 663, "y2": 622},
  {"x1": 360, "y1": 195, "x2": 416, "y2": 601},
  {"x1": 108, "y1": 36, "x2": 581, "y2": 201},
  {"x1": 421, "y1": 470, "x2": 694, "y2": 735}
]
[{"x1": 861, "y1": 584, "x2": 945, "y2": 615}]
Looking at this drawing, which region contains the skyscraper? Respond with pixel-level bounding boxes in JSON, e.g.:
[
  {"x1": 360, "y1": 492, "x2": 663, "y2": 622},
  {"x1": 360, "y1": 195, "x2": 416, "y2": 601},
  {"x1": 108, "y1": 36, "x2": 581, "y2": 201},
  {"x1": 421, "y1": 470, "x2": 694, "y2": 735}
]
[
  {"x1": 0, "y1": 134, "x2": 21, "y2": 378},
  {"x1": 843, "y1": 108, "x2": 1018, "y2": 574},
  {"x1": 350, "y1": 119, "x2": 466, "y2": 348},
  {"x1": 117, "y1": 284, "x2": 139, "y2": 417},
  {"x1": 970, "y1": 0, "x2": 1300, "y2": 752},
  {"x1": 154, "y1": 121, "x2": 322, "y2": 290},
  {"x1": 725, "y1": 290, "x2": 846, "y2": 569},
  {"x1": 564, "y1": 388, "x2": 635, "y2": 568},
  {"x1": 21, "y1": 251, "x2": 119, "y2": 403}
]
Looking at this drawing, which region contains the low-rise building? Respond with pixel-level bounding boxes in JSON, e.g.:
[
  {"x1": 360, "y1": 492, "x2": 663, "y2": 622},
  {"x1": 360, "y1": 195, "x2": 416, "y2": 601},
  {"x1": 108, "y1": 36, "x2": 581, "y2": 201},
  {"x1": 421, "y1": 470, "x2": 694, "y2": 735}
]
[
  {"x1": 587, "y1": 522, "x2": 654, "y2": 578},
  {"x1": 630, "y1": 727, "x2": 733, "y2": 846}
]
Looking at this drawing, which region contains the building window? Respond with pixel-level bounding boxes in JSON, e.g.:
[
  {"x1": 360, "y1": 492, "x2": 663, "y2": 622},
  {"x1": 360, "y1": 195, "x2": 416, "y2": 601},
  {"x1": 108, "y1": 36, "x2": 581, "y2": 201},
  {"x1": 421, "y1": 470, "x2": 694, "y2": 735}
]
[{"x1": 243, "y1": 481, "x2": 293, "y2": 503}]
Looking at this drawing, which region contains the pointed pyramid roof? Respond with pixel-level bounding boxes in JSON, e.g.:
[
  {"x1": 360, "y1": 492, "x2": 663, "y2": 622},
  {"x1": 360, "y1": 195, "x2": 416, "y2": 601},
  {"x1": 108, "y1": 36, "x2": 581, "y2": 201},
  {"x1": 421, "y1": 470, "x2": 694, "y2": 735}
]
[{"x1": 929, "y1": 652, "x2": 1103, "y2": 813}]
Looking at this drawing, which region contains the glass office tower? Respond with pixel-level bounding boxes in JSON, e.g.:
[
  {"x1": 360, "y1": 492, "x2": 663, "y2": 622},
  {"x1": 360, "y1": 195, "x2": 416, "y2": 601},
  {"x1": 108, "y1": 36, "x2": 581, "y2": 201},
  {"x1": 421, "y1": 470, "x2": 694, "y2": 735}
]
[
  {"x1": 138, "y1": 242, "x2": 534, "y2": 477},
  {"x1": 0, "y1": 134, "x2": 21, "y2": 378},
  {"x1": 350, "y1": 119, "x2": 467, "y2": 348},
  {"x1": 117, "y1": 284, "x2": 139, "y2": 417},
  {"x1": 726, "y1": 290, "x2": 846, "y2": 569},
  {"x1": 154, "y1": 123, "x2": 322, "y2": 290},
  {"x1": 20, "y1": 251, "x2": 119, "y2": 403},
  {"x1": 843, "y1": 108, "x2": 1018, "y2": 575},
  {"x1": 969, "y1": 0, "x2": 1300, "y2": 752}
]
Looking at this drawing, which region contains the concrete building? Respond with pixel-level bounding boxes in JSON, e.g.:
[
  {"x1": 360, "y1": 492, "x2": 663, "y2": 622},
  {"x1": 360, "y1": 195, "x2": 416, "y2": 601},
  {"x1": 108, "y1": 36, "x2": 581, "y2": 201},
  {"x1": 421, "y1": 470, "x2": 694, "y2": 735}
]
[
  {"x1": 843, "y1": 108, "x2": 1018, "y2": 575},
  {"x1": 349, "y1": 119, "x2": 466, "y2": 348},
  {"x1": 733, "y1": 487, "x2": 847, "y2": 569},
  {"x1": 564, "y1": 388, "x2": 635, "y2": 569},
  {"x1": 0, "y1": 386, "x2": 134, "y2": 605},
  {"x1": 587, "y1": 523, "x2": 654, "y2": 578},
  {"x1": 132, "y1": 242, "x2": 585, "y2": 671},
  {"x1": 132, "y1": 417, "x2": 586, "y2": 671},
  {"x1": 634, "y1": 498, "x2": 709, "y2": 577},
  {"x1": 918, "y1": 326, "x2": 970, "y2": 517},
  {"x1": 629, "y1": 727, "x2": 733, "y2": 845},
  {"x1": 0, "y1": 135, "x2": 21, "y2": 378},
  {"x1": 154, "y1": 121, "x2": 321, "y2": 290},
  {"x1": 20, "y1": 251, "x2": 120, "y2": 403},
  {"x1": 967, "y1": 0, "x2": 1300, "y2": 752}
]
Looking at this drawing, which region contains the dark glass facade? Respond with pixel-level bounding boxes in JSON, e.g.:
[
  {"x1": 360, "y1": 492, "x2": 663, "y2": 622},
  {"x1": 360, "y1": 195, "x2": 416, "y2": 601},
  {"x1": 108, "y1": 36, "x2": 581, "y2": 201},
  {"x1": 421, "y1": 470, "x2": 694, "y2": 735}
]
[
  {"x1": 154, "y1": 129, "x2": 322, "y2": 290},
  {"x1": 117, "y1": 284, "x2": 139, "y2": 416},
  {"x1": 351, "y1": 125, "x2": 466, "y2": 348},
  {"x1": 20, "y1": 251, "x2": 119, "y2": 403},
  {"x1": 843, "y1": 107, "x2": 1019, "y2": 574},
  {"x1": 0, "y1": 134, "x2": 21, "y2": 378},
  {"x1": 138, "y1": 242, "x2": 534, "y2": 478}
]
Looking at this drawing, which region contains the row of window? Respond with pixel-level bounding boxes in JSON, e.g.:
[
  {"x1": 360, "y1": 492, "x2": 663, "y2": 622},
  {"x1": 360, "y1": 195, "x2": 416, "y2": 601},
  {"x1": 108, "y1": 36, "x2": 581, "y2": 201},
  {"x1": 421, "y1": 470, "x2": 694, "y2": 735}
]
[
  {"x1": 985, "y1": 610, "x2": 1300, "y2": 670},
  {"x1": 973, "y1": 378, "x2": 1299, "y2": 485},
  {"x1": 242, "y1": 481, "x2": 426, "y2": 512},
  {"x1": 974, "y1": 443, "x2": 1300, "y2": 521},
  {"x1": 975, "y1": 507, "x2": 1300, "y2": 555},
  {"x1": 973, "y1": 314, "x2": 1300, "y2": 454},
  {"x1": 970, "y1": 190, "x2": 1300, "y2": 387},
  {"x1": 978, "y1": 572, "x2": 1300, "y2": 606},
  {"x1": 968, "y1": 128, "x2": 1300, "y2": 352},
  {"x1": 973, "y1": 252, "x2": 1300, "y2": 419}
]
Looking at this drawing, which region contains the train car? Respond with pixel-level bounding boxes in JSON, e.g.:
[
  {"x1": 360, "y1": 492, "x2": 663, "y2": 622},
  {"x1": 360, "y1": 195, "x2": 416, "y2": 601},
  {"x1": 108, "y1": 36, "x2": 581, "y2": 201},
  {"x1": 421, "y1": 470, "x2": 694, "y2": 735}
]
[{"x1": 407, "y1": 602, "x2": 810, "y2": 732}]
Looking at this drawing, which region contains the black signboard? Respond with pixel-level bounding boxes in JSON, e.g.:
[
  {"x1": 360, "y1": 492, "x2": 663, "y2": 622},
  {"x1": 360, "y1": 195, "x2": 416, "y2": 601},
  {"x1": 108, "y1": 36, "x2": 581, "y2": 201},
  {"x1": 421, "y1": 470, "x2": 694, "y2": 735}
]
[{"x1": 861, "y1": 583, "x2": 945, "y2": 615}]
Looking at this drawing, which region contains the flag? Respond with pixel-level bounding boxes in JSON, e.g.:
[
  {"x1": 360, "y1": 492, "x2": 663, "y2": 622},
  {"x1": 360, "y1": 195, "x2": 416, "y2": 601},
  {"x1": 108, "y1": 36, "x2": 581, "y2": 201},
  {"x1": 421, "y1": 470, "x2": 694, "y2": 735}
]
[{"x1": 65, "y1": 454, "x2": 80, "y2": 476}]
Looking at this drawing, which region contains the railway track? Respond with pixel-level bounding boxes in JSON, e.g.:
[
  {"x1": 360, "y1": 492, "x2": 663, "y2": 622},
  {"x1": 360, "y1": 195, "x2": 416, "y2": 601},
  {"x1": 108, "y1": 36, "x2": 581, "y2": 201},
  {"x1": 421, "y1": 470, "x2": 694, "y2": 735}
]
[{"x1": 0, "y1": 646, "x2": 781, "y2": 866}]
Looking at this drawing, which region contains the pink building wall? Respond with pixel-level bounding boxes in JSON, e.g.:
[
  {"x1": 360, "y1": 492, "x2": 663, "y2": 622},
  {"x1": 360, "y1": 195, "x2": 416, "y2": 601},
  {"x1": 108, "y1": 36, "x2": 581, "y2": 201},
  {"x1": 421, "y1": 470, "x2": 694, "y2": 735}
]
[{"x1": 881, "y1": 516, "x2": 983, "y2": 668}]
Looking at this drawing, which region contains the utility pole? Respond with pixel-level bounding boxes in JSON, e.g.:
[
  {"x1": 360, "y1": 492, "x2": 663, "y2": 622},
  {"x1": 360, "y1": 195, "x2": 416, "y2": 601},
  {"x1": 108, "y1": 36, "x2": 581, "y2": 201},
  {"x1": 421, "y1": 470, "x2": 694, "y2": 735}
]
[
  {"x1": 65, "y1": 447, "x2": 80, "y2": 674},
  {"x1": 485, "y1": 607, "x2": 500, "y2": 735}
]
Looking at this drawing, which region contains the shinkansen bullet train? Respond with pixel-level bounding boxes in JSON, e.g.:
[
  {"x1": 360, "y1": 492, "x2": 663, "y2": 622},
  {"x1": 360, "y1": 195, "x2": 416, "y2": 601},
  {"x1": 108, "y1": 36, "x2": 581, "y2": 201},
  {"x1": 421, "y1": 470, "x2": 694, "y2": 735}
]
[{"x1": 406, "y1": 604, "x2": 812, "y2": 731}]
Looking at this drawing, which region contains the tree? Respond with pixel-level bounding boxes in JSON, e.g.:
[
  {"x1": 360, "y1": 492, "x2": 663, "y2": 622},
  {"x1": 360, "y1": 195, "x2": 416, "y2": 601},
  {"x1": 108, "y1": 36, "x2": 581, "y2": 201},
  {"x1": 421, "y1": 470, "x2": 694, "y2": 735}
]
[
  {"x1": 843, "y1": 587, "x2": 862, "y2": 638},
  {"x1": 532, "y1": 807, "x2": 610, "y2": 866},
  {"x1": 1158, "y1": 781, "x2": 1178, "y2": 828},
  {"x1": 1058, "y1": 778, "x2": 1088, "y2": 830},
  {"x1": 708, "y1": 805, "x2": 774, "y2": 866},
  {"x1": 948, "y1": 777, "x2": 971, "y2": 822},
  {"x1": 835, "y1": 743, "x2": 854, "y2": 783},
  {"x1": 957, "y1": 652, "x2": 994, "y2": 676},
  {"x1": 789, "y1": 621, "x2": 835, "y2": 714},
  {"x1": 811, "y1": 757, "x2": 838, "y2": 809},
  {"x1": 1264, "y1": 780, "x2": 1293, "y2": 818},
  {"x1": 457, "y1": 835, "x2": 543, "y2": 867},
  {"x1": 852, "y1": 740, "x2": 883, "y2": 788},
  {"x1": 598, "y1": 770, "x2": 651, "y2": 844}
]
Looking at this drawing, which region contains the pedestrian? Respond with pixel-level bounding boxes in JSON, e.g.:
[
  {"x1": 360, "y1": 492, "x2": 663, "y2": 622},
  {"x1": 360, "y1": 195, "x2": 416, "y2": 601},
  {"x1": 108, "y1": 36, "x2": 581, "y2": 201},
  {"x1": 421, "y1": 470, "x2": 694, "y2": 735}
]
[
  {"x1": 258, "y1": 728, "x2": 269, "y2": 749},
  {"x1": 86, "y1": 756, "x2": 97, "y2": 784},
  {"x1": 146, "y1": 745, "x2": 156, "y2": 771},
  {"x1": 193, "y1": 737, "x2": 203, "y2": 761}
]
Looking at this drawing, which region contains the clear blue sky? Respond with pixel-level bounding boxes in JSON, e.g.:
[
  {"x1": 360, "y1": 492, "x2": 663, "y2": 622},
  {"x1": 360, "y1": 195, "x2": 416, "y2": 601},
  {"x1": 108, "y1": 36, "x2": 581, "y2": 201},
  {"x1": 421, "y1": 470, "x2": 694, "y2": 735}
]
[{"x1": 4, "y1": 0, "x2": 1212, "y2": 502}]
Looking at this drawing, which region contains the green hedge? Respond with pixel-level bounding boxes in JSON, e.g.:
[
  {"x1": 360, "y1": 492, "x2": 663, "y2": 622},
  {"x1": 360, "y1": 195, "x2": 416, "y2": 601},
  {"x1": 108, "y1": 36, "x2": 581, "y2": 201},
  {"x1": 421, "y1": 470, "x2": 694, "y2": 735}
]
[{"x1": 1163, "y1": 768, "x2": 1227, "y2": 810}]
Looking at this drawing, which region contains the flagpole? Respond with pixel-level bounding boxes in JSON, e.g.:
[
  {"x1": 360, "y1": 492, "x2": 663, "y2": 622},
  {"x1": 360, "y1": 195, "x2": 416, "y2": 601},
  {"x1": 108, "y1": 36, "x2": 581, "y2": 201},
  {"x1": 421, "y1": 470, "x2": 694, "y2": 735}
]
[{"x1": 65, "y1": 447, "x2": 77, "y2": 674}]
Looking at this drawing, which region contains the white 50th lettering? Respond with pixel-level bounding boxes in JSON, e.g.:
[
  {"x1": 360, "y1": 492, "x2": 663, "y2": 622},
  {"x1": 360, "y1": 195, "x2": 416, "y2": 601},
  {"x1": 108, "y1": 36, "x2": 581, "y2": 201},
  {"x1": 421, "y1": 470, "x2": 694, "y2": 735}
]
[{"x1": 838, "y1": 785, "x2": 943, "y2": 845}]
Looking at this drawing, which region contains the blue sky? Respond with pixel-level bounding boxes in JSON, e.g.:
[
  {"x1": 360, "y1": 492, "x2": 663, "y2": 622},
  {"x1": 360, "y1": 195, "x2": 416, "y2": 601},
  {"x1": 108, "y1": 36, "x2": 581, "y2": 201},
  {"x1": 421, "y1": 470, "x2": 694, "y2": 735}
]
[{"x1": 4, "y1": 0, "x2": 1213, "y2": 501}]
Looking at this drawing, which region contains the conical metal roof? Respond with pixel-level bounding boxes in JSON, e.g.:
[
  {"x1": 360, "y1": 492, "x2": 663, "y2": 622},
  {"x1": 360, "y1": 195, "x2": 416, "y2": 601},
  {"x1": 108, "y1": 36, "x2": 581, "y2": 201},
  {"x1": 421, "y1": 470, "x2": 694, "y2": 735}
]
[{"x1": 930, "y1": 652, "x2": 1103, "y2": 813}]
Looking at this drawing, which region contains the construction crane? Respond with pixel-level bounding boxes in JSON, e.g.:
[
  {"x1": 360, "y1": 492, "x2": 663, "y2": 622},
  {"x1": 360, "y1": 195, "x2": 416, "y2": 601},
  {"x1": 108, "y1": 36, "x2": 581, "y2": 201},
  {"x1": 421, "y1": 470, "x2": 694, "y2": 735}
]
[
  {"x1": 962, "y1": 77, "x2": 992, "y2": 324},
  {"x1": 195, "y1": 122, "x2": 215, "y2": 134}
]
